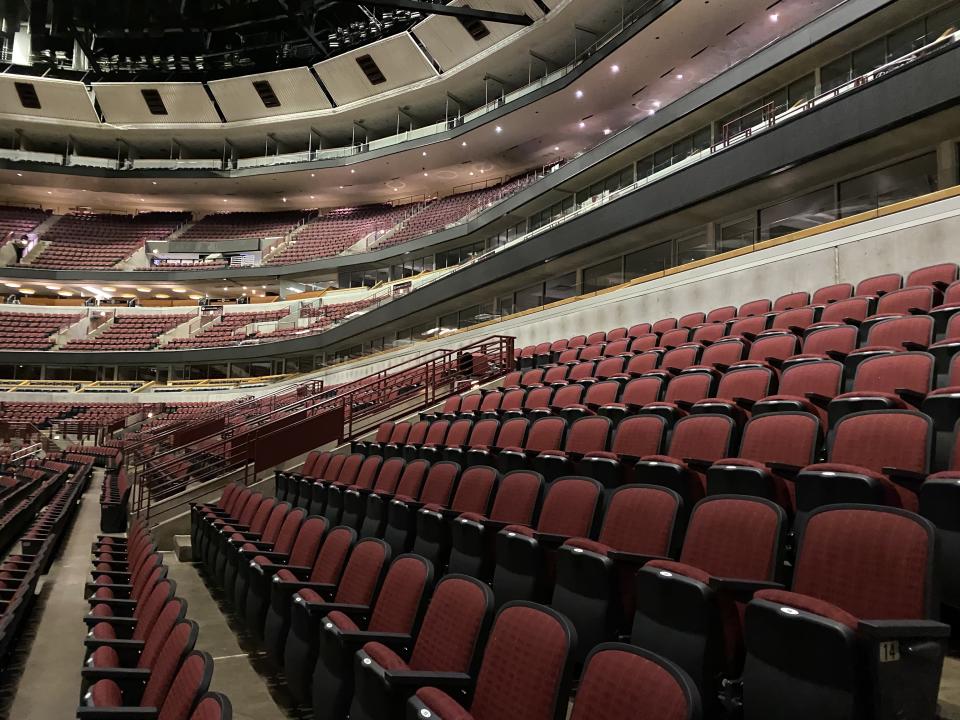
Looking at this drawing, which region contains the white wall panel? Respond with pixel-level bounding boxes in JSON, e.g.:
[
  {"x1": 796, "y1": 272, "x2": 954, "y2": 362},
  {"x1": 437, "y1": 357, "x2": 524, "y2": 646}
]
[
  {"x1": 412, "y1": 0, "x2": 541, "y2": 72},
  {"x1": 313, "y1": 33, "x2": 438, "y2": 107},
  {"x1": 208, "y1": 68, "x2": 332, "y2": 121},
  {"x1": 0, "y1": 76, "x2": 98, "y2": 123},
  {"x1": 93, "y1": 82, "x2": 221, "y2": 124}
]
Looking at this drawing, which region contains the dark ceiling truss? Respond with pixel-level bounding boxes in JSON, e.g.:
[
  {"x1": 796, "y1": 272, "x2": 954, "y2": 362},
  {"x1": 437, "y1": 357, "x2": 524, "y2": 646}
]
[{"x1": 338, "y1": 0, "x2": 533, "y2": 26}]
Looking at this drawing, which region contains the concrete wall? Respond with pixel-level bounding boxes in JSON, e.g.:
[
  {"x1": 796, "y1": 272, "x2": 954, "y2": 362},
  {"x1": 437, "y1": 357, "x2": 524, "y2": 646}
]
[{"x1": 316, "y1": 192, "x2": 960, "y2": 385}]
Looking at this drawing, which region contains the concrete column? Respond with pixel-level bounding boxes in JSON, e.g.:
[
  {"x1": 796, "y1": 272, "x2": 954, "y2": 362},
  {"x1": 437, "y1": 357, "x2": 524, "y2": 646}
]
[{"x1": 937, "y1": 139, "x2": 958, "y2": 189}]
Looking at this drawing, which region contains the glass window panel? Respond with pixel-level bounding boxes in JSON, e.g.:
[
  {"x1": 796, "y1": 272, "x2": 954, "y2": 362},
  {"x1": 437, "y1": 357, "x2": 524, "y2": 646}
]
[
  {"x1": 838, "y1": 153, "x2": 938, "y2": 217},
  {"x1": 637, "y1": 156, "x2": 654, "y2": 180},
  {"x1": 787, "y1": 74, "x2": 816, "y2": 107},
  {"x1": 498, "y1": 294, "x2": 515, "y2": 316},
  {"x1": 693, "y1": 126, "x2": 712, "y2": 152},
  {"x1": 719, "y1": 217, "x2": 756, "y2": 252},
  {"x1": 16, "y1": 363, "x2": 41, "y2": 380},
  {"x1": 250, "y1": 362, "x2": 272, "y2": 377},
  {"x1": 653, "y1": 148, "x2": 673, "y2": 173},
  {"x1": 852, "y1": 38, "x2": 886, "y2": 76},
  {"x1": 515, "y1": 283, "x2": 544, "y2": 312},
  {"x1": 230, "y1": 363, "x2": 250, "y2": 378},
  {"x1": 208, "y1": 364, "x2": 228, "y2": 379},
  {"x1": 583, "y1": 258, "x2": 623, "y2": 294},
  {"x1": 624, "y1": 241, "x2": 672, "y2": 279},
  {"x1": 759, "y1": 186, "x2": 837, "y2": 239},
  {"x1": 544, "y1": 273, "x2": 578, "y2": 304},
  {"x1": 821, "y1": 55, "x2": 852, "y2": 93},
  {"x1": 927, "y1": 5, "x2": 960, "y2": 42},
  {"x1": 887, "y1": 20, "x2": 925, "y2": 60},
  {"x1": 676, "y1": 232, "x2": 714, "y2": 265}
]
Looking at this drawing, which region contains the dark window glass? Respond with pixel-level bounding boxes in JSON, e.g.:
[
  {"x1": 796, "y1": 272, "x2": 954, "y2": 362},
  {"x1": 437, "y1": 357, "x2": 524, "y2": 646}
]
[
  {"x1": 624, "y1": 241, "x2": 672, "y2": 279},
  {"x1": 719, "y1": 217, "x2": 756, "y2": 252},
  {"x1": 838, "y1": 153, "x2": 939, "y2": 217},
  {"x1": 852, "y1": 38, "x2": 886, "y2": 77},
  {"x1": 760, "y1": 187, "x2": 837, "y2": 239},
  {"x1": 544, "y1": 273, "x2": 578, "y2": 305},
  {"x1": 821, "y1": 56, "x2": 852, "y2": 92},
  {"x1": 516, "y1": 283, "x2": 544, "y2": 312},
  {"x1": 583, "y1": 258, "x2": 623, "y2": 294},
  {"x1": 676, "y1": 232, "x2": 713, "y2": 265}
]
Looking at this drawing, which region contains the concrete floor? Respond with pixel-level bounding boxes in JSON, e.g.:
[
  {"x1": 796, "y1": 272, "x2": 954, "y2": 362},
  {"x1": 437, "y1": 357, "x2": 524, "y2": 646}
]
[{"x1": 1, "y1": 468, "x2": 960, "y2": 720}]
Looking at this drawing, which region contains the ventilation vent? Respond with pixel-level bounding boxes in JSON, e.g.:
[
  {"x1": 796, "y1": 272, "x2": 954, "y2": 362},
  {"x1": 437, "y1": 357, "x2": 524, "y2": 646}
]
[
  {"x1": 252, "y1": 80, "x2": 281, "y2": 108},
  {"x1": 457, "y1": 7, "x2": 491, "y2": 40},
  {"x1": 14, "y1": 82, "x2": 40, "y2": 109},
  {"x1": 140, "y1": 89, "x2": 168, "y2": 115},
  {"x1": 356, "y1": 54, "x2": 386, "y2": 85}
]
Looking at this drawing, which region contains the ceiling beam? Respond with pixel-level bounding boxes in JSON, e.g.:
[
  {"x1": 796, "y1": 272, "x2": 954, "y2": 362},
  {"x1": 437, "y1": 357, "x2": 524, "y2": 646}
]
[{"x1": 340, "y1": 0, "x2": 533, "y2": 26}]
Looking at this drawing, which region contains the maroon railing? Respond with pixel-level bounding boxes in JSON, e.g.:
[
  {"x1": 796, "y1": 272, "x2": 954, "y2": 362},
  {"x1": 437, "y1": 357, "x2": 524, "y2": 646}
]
[{"x1": 131, "y1": 335, "x2": 514, "y2": 527}]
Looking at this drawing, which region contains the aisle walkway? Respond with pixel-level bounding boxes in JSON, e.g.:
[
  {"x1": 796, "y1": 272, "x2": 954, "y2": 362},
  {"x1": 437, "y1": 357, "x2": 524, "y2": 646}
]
[
  {"x1": 163, "y1": 553, "x2": 300, "y2": 720},
  {"x1": 2, "y1": 469, "x2": 104, "y2": 720}
]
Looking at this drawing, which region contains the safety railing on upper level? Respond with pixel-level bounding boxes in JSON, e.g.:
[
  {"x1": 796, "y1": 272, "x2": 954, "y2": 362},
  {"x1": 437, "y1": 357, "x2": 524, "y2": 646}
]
[{"x1": 130, "y1": 335, "x2": 514, "y2": 526}]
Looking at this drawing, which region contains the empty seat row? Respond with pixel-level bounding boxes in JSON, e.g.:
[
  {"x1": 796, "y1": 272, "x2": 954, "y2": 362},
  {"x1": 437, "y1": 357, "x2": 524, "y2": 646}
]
[{"x1": 84, "y1": 519, "x2": 233, "y2": 720}]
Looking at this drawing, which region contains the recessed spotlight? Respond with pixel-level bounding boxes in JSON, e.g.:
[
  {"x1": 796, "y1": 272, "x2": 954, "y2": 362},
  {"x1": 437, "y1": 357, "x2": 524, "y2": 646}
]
[
  {"x1": 554, "y1": 146, "x2": 560, "y2": 151},
  {"x1": 461, "y1": 141, "x2": 467, "y2": 147},
  {"x1": 575, "y1": 89, "x2": 584, "y2": 98},
  {"x1": 648, "y1": 109, "x2": 656, "y2": 116},
  {"x1": 151, "y1": 181, "x2": 157, "y2": 185},
  {"x1": 155, "y1": 293, "x2": 170, "y2": 299},
  {"x1": 223, "y1": 198, "x2": 228, "y2": 202},
  {"x1": 102, "y1": 287, "x2": 116, "y2": 292},
  {"x1": 611, "y1": 64, "x2": 620, "y2": 73},
  {"x1": 676, "y1": 73, "x2": 684, "y2": 79},
  {"x1": 189, "y1": 293, "x2": 202, "y2": 300},
  {"x1": 282, "y1": 197, "x2": 287, "y2": 202},
  {"x1": 172, "y1": 287, "x2": 186, "y2": 293},
  {"x1": 423, "y1": 172, "x2": 428, "y2": 177},
  {"x1": 241, "y1": 286, "x2": 247, "y2": 290},
  {"x1": 135, "y1": 287, "x2": 151, "y2": 293},
  {"x1": 350, "y1": 169, "x2": 355, "y2": 173},
  {"x1": 421, "y1": 151, "x2": 427, "y2": 156},
  {"x1": 578, "y1": 121, "x2": 586, "y2": 129},
  {"x1": 45, "y1": 285, "x2": 61, "y2": 291},
  {"x1": 139, "y1": 198, "x2": 145, "y2": 202},
  {"x1": 222, "y1": 286, "x2": 228, "y2": 291},
  {"x1": 46, "y1": 191, "x2": 52, "y2": 194},
  {"x1": 19, "y1": 288, "x2": 35, "y2": 295},
  {"x1": 603, "y1": 128, "x2": 612, "y2": 135},
  {"x1": 495, "y1": 126, "x2": 502, "y2": 133},
  {"x1": 309, "y1": 195, "x2": 315, "y2": 199},
  {"x1": 653, "y1": 100, "x2": 662, "y2": 108},
  {"x1": 16, "y1": 173, "x2": 22, "y2": 177},
  {"x1": 339, "y1": 185, "x2": 344, "y2": 189},
  {"x1": 310, "y1": 173, "x2": 315, "y2": 177},
  {"x1": 769, "y1": 12, "x2": 779, "y2": 21},
  {"x1": 469, "y1": 172, "x2": 474, "y2": 176}
]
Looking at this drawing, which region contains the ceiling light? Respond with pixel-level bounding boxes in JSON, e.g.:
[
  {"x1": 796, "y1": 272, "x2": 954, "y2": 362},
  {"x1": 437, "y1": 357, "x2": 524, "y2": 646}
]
[
  {"x1": 45, "y1": 285, "x2": 61, "y2": 291},
  {"x1": 461, "y1": 141, "x2": 467, "y2": 147},
  {"x1": 495, "y1": 126, "x2": 502, "y2": 133},
  {"x1": 3, "y1": 283, "x2": 19, "y2": 289},
  {"x1": 136, "y1": 287, "x2": 151, "y2": 293},
  {"x1": 611, "y1": 65, "x2": 620, "y2": 73},
  {"x1": 261, "y1": 285, "x2": 266, "y2": 289},
  {"x1": 223, "y1": 198, "x2": 228, "y2": 202},
  {"x1": 769, "y1": 12, "x2": 779, "y2": 21},
  {"x1": 286, "y1": 287, "x2": 300, "y2": 293},
  {"x1": 339, "y1": 185, "x2": 344, "y2": 189},
  {"x1": 310, "y1": 195, "x2": 315, "y2": 200},
  {"x1": 102, "y1": 287, "x2": 116, "y2": 292},
  {"x1": 151, "y1": 181, "x2": 157, "y2": 185},
  {"x1": 603, "y1": 128, "x2": 612, "y2": 135},
  {"x1": 648, "y1": 109, "x2": 656, "y2": 116},
  {"x1": 121, "y1": 293, "x2": 136, "y2": 299},
  {"x1": 350, "y1": 169, "x2": 355, "y2": 173},
  {"x1": 46, "y1": 191, "x2": 52, "y2": 194},
  {"x1": 469, "y1": 172, "x2": 474, "y2": 176},
  {"x1": 152, "y1": 249, "x2": 158, "y2": 254},
  {"x1": 222, "y1": 286, "x2": 228, "y2": 291},
  {"x1": 310, "y1": 173, "x2": 315, "y2": 178},
  {"x1": 676, "y1": 73, "x2": 684, "y2": 79},
  {"x1": 578, "y1": 121, "x2": 586, "y2": 129},
  {"x1": 575, "y1": 89, "x2": 584, "y2": 98},
  {"x1": 241, "y1": 286, "x2": 247, "y2": 290},
  {"x1": 16, "y1": 173, "x2": 22, "y2": 177},
  {"x1": 282, "y1": 197, "x2": 287, "y2": 203},
  {"x1": 189, "y1": 294, "x2": 202, "y2": 300},
  {"x1": 155, "y1": 293, "x2": 170, "y2": 299},
  {"x1": 653, "y1": 100, "x2": 662, "y2": 108},
  {"x1": 421, "y1": 151, "x2": 427, "y2": 156},
  {"x1": 423, "y1": 172, "x2": 428, "y2": 177},
  {"x1": 139, "y1": 198, "x2": 145, "y2": 202},
  {"x1": 19, "y1": 288, "x2": 35, "y2": 295},
  {"x1": 554, "y1": 146, "x2": 560, "y2": 151},
  {"x1": 57, "y1": 290, "x2": 73, "y2": 296}
]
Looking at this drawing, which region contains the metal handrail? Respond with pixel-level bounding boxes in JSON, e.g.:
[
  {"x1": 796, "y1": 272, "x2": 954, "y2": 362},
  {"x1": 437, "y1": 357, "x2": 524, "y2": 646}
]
[{"x1": 132, "y1": 335, "x2": 515, "y2": 524}]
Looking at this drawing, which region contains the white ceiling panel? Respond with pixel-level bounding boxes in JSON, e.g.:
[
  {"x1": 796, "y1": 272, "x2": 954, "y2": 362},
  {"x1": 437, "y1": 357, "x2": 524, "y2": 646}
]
[
  {"x1": 208, "y1": 67, "x2": 332, "y2": 121},
  {"x1": 0, "y1": 75, "x2": 98, "y2": 123},
  {"x1": 313, "y1": 33, "x2": 438, "y2": 107},
  {"x1": 412, "y1": 0, "x2": 542, "y2": 72},
  {"x1": 93, "y1": 82, "x2": 221, "y2": 125}
]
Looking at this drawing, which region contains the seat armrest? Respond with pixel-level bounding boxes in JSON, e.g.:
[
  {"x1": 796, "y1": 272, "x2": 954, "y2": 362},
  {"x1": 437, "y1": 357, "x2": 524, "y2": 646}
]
[
  {"x1": 841, "y1": 317, "x2": 862, "y2": 327},
  {"x1": 825, "y1": 350, "x2": 848, "y2": 362},
  {"x1": 319, "y1": 603, "x2": 371, "y2": 619},
  {"x1": 383, "y1": 670, "x2": 473, "y2": 691},
  {"x1": 902, "y1": 341, "x2": 927, "y2": 352},
  {"x1": 709, "y1": 577, "x2": 784, "y2": 602},
  {"x1": 285, "y1": 581, "x2": 336, "y2": 598},
  {"x1": 479, "y1": 518, "x2": 508, "y2": 532},
  {"x1": 766, "y1": 462, "x2": 802, "y2": 478},
  {"x1": 334, "y1": 630, "x2": 412, "y2": 653},
  {"x1": 895, "y1": 388, "x2": 926, "y2": 408},
  {"x1": 857, "y1": 619, "x2": 951, "y2": 640},
  {"x1": 247, "y1": 551, "x2": 291, "y2": 564},
  {"x1": 882, "y1": 467, "x2": 927, "y2": 493},
  {"x1": 733, "y1": 396, "x2": 756, "y2": 410},
  {"x1": 83, "y1": 615, "x2": 136, "y2": 628},
  {"x1": 80, "y1": 667, "x2": 151, "y2": 683},
  {"x1": 87, "y1": 598, "x2": 138, "y2": 611},
  {"x1": 675, "y1": 400, "x2": 693, "y2": 411},
  {"x1": 608, "y1": 551, "x2": 668, "y2": 567},
  {"x1": 438, "y1": 508, "x2": 462, "y2": 521},
  {"x1": 76, "y1": 708, "x2": 159, "y2": 720},
  {"x1": 804, "y1": 392, "x2": 832, "y2": 408},
  {"x1": 83, "y1": 639, "x2": 145, "y2": 652},
  {"x1": 682, "y1": 457, "x2": 712, "y2": 473},
  {"x1": 532, "y1": 531, "x2": 570, "y2": 548}
]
